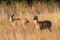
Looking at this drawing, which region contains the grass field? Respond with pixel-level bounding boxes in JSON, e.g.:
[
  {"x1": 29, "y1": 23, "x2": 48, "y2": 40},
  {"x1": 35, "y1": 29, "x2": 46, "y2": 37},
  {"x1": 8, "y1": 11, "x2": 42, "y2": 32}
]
[{"x1": 0, "y1": 2, "x2": 60, "y2": 40}]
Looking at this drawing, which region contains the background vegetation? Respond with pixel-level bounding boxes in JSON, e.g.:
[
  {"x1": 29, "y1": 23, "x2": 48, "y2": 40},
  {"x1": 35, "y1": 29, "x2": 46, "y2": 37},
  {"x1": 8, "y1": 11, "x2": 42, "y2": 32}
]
[
  {"x1": 0, "y1": 0, "x2": 60, "y2": 40},
  {"x1": 0, "y1": 0, "x2": 60, "y2": 5}
]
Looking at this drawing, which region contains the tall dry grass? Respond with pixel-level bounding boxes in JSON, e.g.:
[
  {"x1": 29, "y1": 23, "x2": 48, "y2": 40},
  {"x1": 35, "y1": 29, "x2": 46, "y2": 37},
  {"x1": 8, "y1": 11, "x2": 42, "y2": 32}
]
[{"x1": 0, "y1": 2, "x2": 60, "y2": 40}]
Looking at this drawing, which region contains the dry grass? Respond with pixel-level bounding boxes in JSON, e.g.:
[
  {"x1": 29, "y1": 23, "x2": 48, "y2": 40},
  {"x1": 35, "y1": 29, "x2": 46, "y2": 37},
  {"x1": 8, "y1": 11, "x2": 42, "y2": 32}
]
[{"x1": 0, "y1": 2, "x2": 60, "y2": 40}]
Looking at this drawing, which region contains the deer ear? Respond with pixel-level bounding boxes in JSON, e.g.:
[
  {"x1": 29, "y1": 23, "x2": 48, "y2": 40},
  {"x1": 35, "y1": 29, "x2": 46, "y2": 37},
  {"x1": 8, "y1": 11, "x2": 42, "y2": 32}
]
[{"x1": 12, "y1": 14, "x2": 14, "y2": 16}]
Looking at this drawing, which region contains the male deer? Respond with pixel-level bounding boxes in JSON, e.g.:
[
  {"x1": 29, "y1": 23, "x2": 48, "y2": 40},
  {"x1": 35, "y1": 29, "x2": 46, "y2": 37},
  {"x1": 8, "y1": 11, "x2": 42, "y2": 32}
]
[
  {"x1": 7, "y1": 14, "x2": 20, "y2": 27},
  {"x1": 7, "y1": 13, "x2": 14, "y2": 22}
]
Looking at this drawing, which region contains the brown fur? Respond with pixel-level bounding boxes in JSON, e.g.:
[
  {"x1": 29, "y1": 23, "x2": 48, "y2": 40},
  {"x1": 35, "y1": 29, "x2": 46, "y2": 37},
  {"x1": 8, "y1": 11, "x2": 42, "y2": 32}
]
[{"x1": 20, "y1": 18, "x2": 30, "y2": 26}]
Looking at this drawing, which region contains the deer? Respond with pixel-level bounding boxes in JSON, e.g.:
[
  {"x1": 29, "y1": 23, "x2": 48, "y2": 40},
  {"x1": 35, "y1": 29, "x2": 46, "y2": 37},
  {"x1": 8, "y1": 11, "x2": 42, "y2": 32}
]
[
  {"x1": 33, "y1": 15, "x2": 52, "y2": 31},
  {"x1": 7, "y1": 13, "x2": 30, "y2": 26},
  {"x1": 7, "y1": 14, "x2": 20, "y2": 27},
  {"x1": 20, "y1": 18, "x2": 30, "y2": 26}
]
